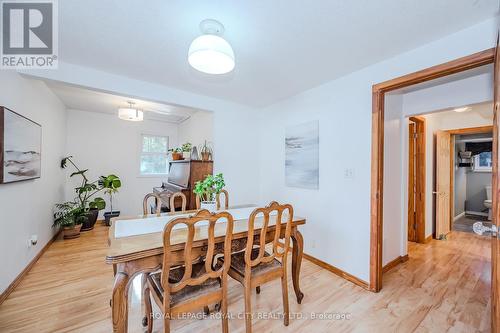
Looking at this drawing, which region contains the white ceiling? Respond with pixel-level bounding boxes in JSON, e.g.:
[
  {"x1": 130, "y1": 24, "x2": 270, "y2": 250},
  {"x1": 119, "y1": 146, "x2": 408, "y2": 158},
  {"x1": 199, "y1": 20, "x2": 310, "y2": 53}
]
[
  {"x1": 46, "y1": 82, "x2": 201, "y2": 123},
  {"x1": 58, "y1": 0, "x2": 499, "y2": 107}
]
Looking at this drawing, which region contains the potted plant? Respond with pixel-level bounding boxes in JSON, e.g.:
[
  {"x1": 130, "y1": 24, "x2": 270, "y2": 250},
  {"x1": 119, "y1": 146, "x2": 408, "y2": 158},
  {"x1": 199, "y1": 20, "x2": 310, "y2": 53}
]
[
  {"x1": 57, "y1": 156, "x2": 121, "y2": 231},
  {"x1": 199, "y1": 140, "x2": 212, "y2": 161},
  {"x1": 101, "y1": 174, "x2": 122, "y2": 226},
  {"x1": 181, "y1": 142, "x2": 192, "y2": 159},
  {"x1": 53, "y1": 202, "x2": 87, "y2": 239},
  {"x1": 193, "y1": 173, "x2": 225, "y2": 211},
  {"x1": 169, "y1": 147, "x2": 183, "y2": 160}
]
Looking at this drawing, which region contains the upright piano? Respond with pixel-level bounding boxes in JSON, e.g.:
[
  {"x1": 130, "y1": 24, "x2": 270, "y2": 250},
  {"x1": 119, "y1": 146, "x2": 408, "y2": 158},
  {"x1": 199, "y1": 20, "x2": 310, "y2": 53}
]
[{"x1": 153, "y1": 160, "x2": 213, "y2": 212}]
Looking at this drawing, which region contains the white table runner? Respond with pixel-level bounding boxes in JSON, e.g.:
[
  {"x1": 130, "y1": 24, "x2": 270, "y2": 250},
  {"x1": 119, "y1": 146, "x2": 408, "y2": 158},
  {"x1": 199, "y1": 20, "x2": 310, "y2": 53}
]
[{"x1": 114, "y1": 206, "x2": 276, "y2": 239}]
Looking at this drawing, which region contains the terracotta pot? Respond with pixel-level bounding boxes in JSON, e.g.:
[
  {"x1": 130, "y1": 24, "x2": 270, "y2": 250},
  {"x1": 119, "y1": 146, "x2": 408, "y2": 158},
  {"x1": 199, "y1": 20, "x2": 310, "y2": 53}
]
[
  {"x1": 172, "y1": 152, "x2": 183, "y2": 160},
  {"x1": 63, "y1": 224, "x2": 82, "y2": 239},
  {"x1": 201, "y1": 152, "x2": 211, "y2": 161}
]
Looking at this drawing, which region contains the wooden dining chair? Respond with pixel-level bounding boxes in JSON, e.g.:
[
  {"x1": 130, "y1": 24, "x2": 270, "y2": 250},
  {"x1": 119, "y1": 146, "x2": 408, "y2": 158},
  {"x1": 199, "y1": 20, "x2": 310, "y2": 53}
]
[
  {"x1": 143, "y1": 209, "x2": 234, "y2": 333},
  {"x1": 169, "y1": 192, "x2": 187, "y2": 212},
  {"x1": 216, "y1": 189, "x2": 229, "y2": 210},
  {"x1": 217, "y1": 201, "x2": 293, "y2": 333},
  {"x1": 143, "y1": 193, "x2": 162, "y2": 216}
]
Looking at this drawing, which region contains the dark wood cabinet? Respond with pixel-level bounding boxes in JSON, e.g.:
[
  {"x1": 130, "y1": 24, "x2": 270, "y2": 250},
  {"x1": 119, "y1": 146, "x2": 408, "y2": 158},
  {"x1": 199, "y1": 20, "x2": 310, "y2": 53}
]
[{"x1": 153, "y1": 160, "x2": 213, "y2": 212}]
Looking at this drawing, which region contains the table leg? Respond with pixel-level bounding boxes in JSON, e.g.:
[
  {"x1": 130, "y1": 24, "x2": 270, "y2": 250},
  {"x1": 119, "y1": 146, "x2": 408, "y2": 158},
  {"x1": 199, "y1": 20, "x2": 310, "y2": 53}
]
[
  {"x1": 291, "y1": 228, "x2": 304, "y2": 304},
  {"x1": 112, "y1": 270, "x2": 130, "y2": 333}
]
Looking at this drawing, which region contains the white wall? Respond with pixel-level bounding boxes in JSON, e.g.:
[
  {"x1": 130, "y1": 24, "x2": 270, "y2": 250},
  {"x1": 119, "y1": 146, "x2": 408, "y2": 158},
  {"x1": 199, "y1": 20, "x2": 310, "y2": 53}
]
[
  {"x1": 258, "y1": 17, "x2": 498, "y2": 282},
  {"x1": 0, "y1": 72, "x2": 67, "y2": 294},
  {"x1": 65, "y1": 109, "x2": 179, "y2": 217},
  {"x1": 178, "y1": 111, "x2": 213, "y2": 151}
]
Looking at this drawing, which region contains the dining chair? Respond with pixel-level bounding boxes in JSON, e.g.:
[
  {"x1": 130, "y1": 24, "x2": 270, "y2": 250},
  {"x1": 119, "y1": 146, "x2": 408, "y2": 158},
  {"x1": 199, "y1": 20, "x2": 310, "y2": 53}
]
[
  {"x1": 216, "y1": 189, "x2": 229, "y2": 210},
  {"x1": 217, "y1": 201, "x2": 294, "y2": 333},
  {"x1": 143, "y1": 209, "x2": 234, "y2": 333},
  {"x1": 143, "y1": 193, "x2": 162, "y2": 216},
  {"x1": 169, "y1": 192, "x2": 187, "y2": 212}
]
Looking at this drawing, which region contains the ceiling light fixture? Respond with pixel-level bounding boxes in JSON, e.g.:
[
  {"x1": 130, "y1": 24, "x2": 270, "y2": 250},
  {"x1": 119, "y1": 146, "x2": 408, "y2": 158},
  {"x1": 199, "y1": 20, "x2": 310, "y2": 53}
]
[
  {"x1": 188, "y1": 19, "x2": 235, "y2": 75},
  {"x1": 453, "y1": 106, "x2": 471, "y2": 113},
  {"x1": 118, "y1": 101, "x2": 143, "y2": 121}
]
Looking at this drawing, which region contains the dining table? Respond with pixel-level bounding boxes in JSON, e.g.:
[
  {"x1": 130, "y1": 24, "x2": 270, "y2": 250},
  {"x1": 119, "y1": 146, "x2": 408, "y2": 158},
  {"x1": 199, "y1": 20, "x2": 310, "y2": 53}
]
[{"x1": 106, "y1": 204, "x2": 306, "y2": 333}]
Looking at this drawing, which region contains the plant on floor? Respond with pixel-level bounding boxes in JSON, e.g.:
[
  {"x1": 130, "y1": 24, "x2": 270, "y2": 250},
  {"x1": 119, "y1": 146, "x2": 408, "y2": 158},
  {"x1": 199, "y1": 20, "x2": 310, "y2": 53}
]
[
  {"x1": 53, "y1": 156, "x2": 121, "y2": 236},
  {"x1": 193, "y1": 173, "x2": 225, "y2": 205},
  {"x1": 100, "y1": 174, "x2": 122, "y2": 226}
]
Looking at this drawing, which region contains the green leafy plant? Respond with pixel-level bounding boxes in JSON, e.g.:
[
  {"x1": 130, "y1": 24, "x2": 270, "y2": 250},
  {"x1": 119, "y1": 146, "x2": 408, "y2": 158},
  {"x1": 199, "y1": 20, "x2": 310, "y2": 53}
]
[
  {"x1": 168, "y1": 147, "x2": 182, "y2": 153},
  {"x1": 193, "y1": 173, "x2": 225, "y2": 202},
  {"x1": 181, "y1": 142, "x2": 192, "y2": 152},
  {"x1": 54, "y1": 156, "x2": 121, "y2": 227},
  {"x1": 100, "y1": 174, "x2": 122, "y2": 212}
]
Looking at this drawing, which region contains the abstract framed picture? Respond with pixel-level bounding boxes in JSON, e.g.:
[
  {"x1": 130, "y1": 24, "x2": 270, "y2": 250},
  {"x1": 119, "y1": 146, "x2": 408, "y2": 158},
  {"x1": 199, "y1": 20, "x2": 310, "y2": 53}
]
[
  {"x1": 285, "y1": 120, "x2": 319, "y2": 189},
  {"x1": 0, "y1": 107, "x2": 42, "y2": 184}
]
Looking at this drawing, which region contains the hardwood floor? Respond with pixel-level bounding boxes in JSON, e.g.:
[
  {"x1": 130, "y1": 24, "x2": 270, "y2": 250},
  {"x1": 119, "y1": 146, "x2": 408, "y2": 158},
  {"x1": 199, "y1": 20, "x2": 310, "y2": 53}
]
[{"x1": 0, "y1": 225, "x2": 491, "y2": 332}]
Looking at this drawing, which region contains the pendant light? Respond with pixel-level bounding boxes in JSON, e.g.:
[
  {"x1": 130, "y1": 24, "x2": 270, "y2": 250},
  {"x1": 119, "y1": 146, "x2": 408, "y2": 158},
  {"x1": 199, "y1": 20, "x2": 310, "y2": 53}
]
[
  {"x1": 118, "y1": 101, "x2": 143, "y2": 121},
  {"x1": 188, "y1": 19, "x2": 235, "y2": 75}
]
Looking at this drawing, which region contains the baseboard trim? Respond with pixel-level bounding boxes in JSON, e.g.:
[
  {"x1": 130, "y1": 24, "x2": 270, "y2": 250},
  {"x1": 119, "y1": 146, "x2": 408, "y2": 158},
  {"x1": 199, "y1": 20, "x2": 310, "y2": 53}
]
[
  {"x1": 382, "y1": 254, "x2": 409, "y2": 273},
  {"x1": 425, "y1": 235, "x2": 433, "y2": 243},
  {"x1": 303, "y1": 253, "x2": 369, "y2": 290},
  {"x1": 0, "y1": 230, "x2": 60, "y2": 305},
  {"x1": 465, "y1": 210, "x2": 488, "y2": 217},
  {"x1": 453, "y1": 212, "x2": 465, "y2": 221}
]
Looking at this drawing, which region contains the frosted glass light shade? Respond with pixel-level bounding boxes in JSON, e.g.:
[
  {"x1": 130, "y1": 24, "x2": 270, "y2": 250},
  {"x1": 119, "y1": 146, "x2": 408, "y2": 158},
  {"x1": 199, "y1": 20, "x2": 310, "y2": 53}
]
[
  {"x1": 118, "y1": 108, "x2": 143, "y2": 121},
  {"x1": 188, "y1": 35, "x2": 235, "y2": 74}
]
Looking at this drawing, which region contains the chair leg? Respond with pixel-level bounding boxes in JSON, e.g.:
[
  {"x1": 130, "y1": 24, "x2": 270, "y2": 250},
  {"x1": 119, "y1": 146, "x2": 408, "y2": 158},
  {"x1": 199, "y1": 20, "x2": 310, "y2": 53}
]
[
  {"x1": 163, "y1": 316, "x2": 170, "y2": 333},
  {"x1": 281, "y1": 275, "x2": 290, "y2": 327},
  {"x1": 142, "y1": 278, "x2": 153, "y2": 333},
  {"x1": 204, "y1": 305, "x2": 210, "y2": 316},
  {"x1": 221, "y1": 276, "x2": 229, "y2": 333},
  {"x1": 256, "y1": 286, "x2": 260, "y2": 294},
  {"x1": 243, "y1": 280, "x2": 253, "y2": 333}
]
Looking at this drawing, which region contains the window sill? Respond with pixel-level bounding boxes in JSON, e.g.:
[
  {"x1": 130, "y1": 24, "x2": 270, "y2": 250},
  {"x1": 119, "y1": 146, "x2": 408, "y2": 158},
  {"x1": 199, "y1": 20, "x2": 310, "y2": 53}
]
[{"x1": 472, "y1": 169, "x2": 492, "y2": 173}]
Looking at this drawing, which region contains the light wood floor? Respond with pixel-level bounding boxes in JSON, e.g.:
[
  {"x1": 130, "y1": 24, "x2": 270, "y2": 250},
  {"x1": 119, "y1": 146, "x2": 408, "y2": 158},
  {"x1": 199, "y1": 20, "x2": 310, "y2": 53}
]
[{"x1": 0, "y1": 225, "x2": 492, "y2": 332}]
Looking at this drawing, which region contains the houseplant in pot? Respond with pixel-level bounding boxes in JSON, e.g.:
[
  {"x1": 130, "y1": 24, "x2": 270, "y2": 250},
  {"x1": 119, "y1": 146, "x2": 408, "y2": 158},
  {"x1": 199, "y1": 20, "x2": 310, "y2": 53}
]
[
  {"x1": 101, "y1": 174, "x2": 122, "y2": 226},
  {"x1": 193, "y1": 173, "x2": 225, "y2": 211},
  {"x1": 53, "y1": 202, "x2": 87, "y2": 239},
  {"x1": 59, "y1": 156, "x2": 120, "y2": 231},
  {"x1": 199, "y1": 140, "x2": 212, "y2": 161},
  {"x1": 181, "y1": 142, "x2": 192, "y2": 159},
  {"x1": 169, "y1": 147, "x2": 183, "y2": 160}
]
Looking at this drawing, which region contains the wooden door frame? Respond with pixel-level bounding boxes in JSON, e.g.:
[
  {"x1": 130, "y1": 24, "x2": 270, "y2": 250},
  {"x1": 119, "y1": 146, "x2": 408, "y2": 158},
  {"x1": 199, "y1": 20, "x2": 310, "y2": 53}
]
[
  {"x1": 408, "y1": 116, "x2": 426, "y2": 243},
  {"x1": 447, "y1": 126, "x2": 494, "y2": 231},
  {"x1": 370, "y1": 48, "x2": 495, "y2": 292}
]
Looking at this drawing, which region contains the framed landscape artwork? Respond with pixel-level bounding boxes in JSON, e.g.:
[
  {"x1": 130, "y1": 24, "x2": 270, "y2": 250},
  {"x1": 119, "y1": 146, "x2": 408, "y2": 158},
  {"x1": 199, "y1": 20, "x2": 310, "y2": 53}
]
[
  {"x1": 285, "y1": 120, "x2": 319, "y2": 189},
  {"x1": 0, "y1": 107, "x2": 42, "y2": 184}
]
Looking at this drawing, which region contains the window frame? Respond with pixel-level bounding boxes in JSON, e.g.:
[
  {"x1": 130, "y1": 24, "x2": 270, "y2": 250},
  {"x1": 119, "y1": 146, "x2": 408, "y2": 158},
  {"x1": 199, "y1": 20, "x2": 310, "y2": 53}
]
[
  {"x1": 138, "y1": 133, "x2": 170, "y2": 177},
  {"x1": 473, "y1": 151, "x2": 492, "y2": 172}
]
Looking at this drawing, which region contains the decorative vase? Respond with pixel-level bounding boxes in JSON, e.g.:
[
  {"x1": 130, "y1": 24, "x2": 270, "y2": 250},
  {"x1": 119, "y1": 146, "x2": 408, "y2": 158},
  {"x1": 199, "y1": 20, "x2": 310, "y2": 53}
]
[
  {"x1": 81, "y1": 208, "x2": 99, "y2": 231},
  {"x1": 191, "y1": 146, "x2": 199, "y2": 160},
  {"x1": 63, "y1": 224, "x2": 82, "y2": 239},
  {"x1": 200, "y1": 201, "x2": 217, "y2": 212},
  {"x1": 171, "y1": 152, "x2": 183, "y2": 160}
]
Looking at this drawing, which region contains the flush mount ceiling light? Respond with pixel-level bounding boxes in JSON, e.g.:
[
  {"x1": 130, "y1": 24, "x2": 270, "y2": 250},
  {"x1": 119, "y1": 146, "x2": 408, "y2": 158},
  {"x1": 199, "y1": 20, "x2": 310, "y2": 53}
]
[
  {"x1": 118, "y1": 101, "x2": 143, "y2": 121},
  {"x1": 453, "y1": 106, "x2": 471, "y2": 113},
  {"x1": 188, "y1": 19, "x2": 235, "y2": 75}
]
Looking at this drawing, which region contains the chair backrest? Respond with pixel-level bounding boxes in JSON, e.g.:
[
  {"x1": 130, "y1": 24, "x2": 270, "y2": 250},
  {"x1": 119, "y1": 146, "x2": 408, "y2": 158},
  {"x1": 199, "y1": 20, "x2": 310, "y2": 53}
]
[
  {"x1": 216, "y1": 189, "x2": 229, "y2": 210},
  {"x1": 143, "y1": 193, "x2": 162, "y2": 216},
  {"x1": 169, "y1": 192, "x2": 187, "y2": 212},
  {"x1": 161, "y1": 210, "x2": 234, "y2": 296},
  {"x1": 245, "y1": 201, "x2": 294, "y2": 268}
]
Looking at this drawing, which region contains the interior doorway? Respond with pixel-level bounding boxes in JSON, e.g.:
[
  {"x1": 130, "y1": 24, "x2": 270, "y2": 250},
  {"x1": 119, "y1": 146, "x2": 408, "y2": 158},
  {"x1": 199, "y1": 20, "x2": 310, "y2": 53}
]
[{"x1": 370, "y1": 45, "x2": 499, "y2": 331}]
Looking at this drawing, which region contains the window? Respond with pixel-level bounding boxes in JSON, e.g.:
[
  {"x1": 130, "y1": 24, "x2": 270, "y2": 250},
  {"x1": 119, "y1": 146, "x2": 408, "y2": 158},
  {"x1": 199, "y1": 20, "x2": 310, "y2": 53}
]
[
  {"x1": 139, "y1": 134, "x2": 169, "y2": 176},
  {"x1": 473, "y1": 151, "x2": 492, "y2": 172}
]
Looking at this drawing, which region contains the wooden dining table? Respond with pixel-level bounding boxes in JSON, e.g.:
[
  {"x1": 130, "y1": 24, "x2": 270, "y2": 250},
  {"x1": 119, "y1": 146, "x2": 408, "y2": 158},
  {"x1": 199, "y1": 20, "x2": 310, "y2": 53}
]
[{"x1": 106, "y1": 204, "x2": 306, "y2": 333}]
